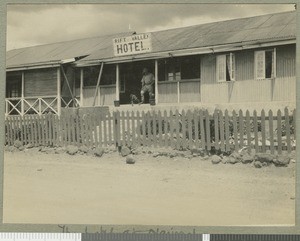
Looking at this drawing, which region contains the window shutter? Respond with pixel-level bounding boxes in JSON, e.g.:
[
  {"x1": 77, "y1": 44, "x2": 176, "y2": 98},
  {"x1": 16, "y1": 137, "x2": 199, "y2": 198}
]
[
  {"x1": 216, "y1": 55, "x2": 226, "y2": 82},
  {"x1": 230, "y1": 53, "x2": 235, "y2": 81},
  {"x1": 272, "y1": 48, "x2": 276, "y2": 78},
  {"x1": 255, "y1": 51, "x2": 265, "y2": 79}
]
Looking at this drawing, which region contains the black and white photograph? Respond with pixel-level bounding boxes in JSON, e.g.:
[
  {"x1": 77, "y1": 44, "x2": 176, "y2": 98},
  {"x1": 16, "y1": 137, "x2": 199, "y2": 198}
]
[{"x1": 3, "y1": 3, "x2": 297, "y2": 226}]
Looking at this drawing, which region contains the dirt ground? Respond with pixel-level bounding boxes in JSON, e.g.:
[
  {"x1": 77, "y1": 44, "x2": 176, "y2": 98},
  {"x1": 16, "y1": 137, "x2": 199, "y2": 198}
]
[{"x1": 3, "y1": 148, "x2": 295, "y2": 226}]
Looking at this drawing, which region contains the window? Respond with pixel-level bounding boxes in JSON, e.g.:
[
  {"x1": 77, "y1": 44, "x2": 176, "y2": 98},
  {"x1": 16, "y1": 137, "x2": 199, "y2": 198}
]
[
  {"x1": 216, "y1": 53, "x2": 235, "y2": 82},
  {"x1": 158, "y1": 55, "x2": 200, "y2": 81},
  {"x1": 255, "y1": 49, "x2": 276, "y2": 79}
]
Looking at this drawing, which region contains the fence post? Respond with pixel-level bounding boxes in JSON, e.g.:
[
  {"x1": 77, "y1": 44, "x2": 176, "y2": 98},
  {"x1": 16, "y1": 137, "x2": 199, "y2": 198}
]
[{"x1": 113, "y1": 111, "x2": 120, "y2": 148}]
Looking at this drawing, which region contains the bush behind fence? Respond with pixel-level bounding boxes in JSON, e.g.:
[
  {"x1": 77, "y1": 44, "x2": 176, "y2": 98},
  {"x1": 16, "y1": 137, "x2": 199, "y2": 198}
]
[{"x1": 5, "y1": 107, "x2": 296, "y2": 154}]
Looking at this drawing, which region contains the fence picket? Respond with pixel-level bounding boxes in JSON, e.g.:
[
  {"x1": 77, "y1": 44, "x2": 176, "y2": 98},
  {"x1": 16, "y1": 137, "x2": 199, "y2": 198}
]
[
  {"x1": 293, "y1": 109, "x2": 296, "y2": 139},
  {"x1": 246, "y1": 110, "x2": 251, "y2": 148},
  {"x1": 187, "y1": 110, "x2": 193, "y2": 149},
  {"x1": 205, "y1": 110, "x2": 211, "y2": 151},
  {"x1": 232, "y1": 110, "x2": 238, "y2": 152},
  {"x1": 163, "y1": 110, "x2": 168, "y2": 147},
  {"x1": 213, "y1": 110, "x2": 219, "y2": 151},
  {"x1": 157, "y1": 110, "x2": 163, "y2": 147},
  {"x1": 277, "y1": 110, "x2": 282, "y2": 154},
  {"x1": 253, "y1": 110, "x2": 259, "y2": 153},
  {"x1": 199, "y1": 110, "x2": 206, "y2": 150},
  {"x1": 238, "y1": 110, "x2": 244, "y2": 149},
  {"x1": 219, "y1": 110, "x2": 225, "y2": 152},
  {"x1": 136, "y1": 111, "x2": 141, "y2": 146},
  {"x1": 194, "y1": 111, "x2": 200, "y2": 149},
  {"x1": 175, "y1": 110, "x2": 180, "y2": 150},
  {"x1": 285, "y1": 107, "x2": 291, "y2": 153},
  {"x1": 141, "y1": 111, "x2": 146, "y2": 147},
  {"x1": 224, "y1": 110, "x2": 230, "y2": 152},
  {"x1": 126, "y1": 111, "x2": 130, "y2": 147},
  {"x1": 181, "y1": 110, "x2": 186, "y2": 150},
  {"x1": 261, "y1": 110, "x2": 266, "y2": 153},
  {"x1": 269, "y1": 110, "x2": 274, "y2": 154}
]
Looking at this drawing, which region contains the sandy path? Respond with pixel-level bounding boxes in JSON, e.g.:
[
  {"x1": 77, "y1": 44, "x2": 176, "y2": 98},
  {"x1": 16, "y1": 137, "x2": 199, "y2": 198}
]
[{"x1": 3, "y1": 150, "x2": 295, "y2": 226}]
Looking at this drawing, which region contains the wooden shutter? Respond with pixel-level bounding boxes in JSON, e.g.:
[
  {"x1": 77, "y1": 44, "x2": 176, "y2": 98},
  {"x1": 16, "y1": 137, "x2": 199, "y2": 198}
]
[
  {"x1": 272, "y1": 48, "x2": 276, "y2": 78},
  {"x1": 216, "y1": 55, "x2": 226, "y2": 82},
  {"x1": 255, "y1": 51, "x2": 265, "y2": 79},
  {"x1": 228, "y1": 53, "x2": 235, "y2": 81}
]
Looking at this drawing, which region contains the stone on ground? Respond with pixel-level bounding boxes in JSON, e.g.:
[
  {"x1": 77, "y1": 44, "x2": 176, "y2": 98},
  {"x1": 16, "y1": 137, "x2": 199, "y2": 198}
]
[
  {"x1": 13, "y1": 140, "x2": 22, "y2": 148},
  {"x1": 66, "y1": 145, "x2": 78, "y2": 155},
  {"x1": 255, "y1": 153, "x2": 275, "y2": 164},
  {"x1": 273, "y1": 155, "x2": 290, "y2": 167},
  {"x1": 94, "y1": 147, "x2": 104, "y2": 157},
  {"x1": 211, "y1": 155, "x2": 222, "y2": 164},
  {"x1": 121, "y1": 146, "x2": 131, "y2": 157},
  {"x1": 241, "y1": 153, "x2": 255, "y2": 164},
  {"x1": 126, "y1": 155, "x2": 136, "y2": 164},
  {"x1": 79, "y1": 145, "x2": 89, "y2": 153},
  {"x1": 254, "y1": 161, "x2": 263, "y2": 168}
]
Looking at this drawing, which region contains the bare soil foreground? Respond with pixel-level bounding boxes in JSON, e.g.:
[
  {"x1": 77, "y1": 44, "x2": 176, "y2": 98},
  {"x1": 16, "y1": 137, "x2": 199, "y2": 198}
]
[{"x1": 3, "y1": 146, "x2": 295, "y2": 226}]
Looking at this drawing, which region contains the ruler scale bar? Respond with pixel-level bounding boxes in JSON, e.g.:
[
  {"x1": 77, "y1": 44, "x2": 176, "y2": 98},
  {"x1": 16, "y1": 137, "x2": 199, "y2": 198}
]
[{"x1": 0, "y1": 233, "x2": 300, "y2": 241}]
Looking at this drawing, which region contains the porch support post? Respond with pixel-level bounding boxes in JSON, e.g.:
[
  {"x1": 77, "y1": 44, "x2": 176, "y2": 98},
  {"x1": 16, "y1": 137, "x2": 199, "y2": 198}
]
[
  {"x1": 21, "y1": 71, "x2": 25, "y2": 116},
  {"x1": 57, "y1": 67, "x2": 61, "y2": 116},
  {"x1": 80, "y1": 68, "x2": 83, "y2": 106},
  {"x1": 177, "y1": 81, "x2": 180, "y2": 103},
  {"x1": 116, "y1": 64, "x2": 120, "y2": 101},
  {"x1": 155, "y1": 60, "x2": 158, "y2": 104},
  {"x1": 92, "y1": 62, "x2": 104, "y2": 107}
]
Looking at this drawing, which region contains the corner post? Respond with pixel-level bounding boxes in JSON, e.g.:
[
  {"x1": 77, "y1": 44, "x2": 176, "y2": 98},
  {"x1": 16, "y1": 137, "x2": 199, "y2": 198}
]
[
  {"x1": 21, "y1": 71, "x2": 25, "y2": 116},
  {"x1": 116, "y1": 64, "x2": 120, "y2": 101},
  {"x1": 80, "y1": 68, "x2": 83, "y2": 106}
]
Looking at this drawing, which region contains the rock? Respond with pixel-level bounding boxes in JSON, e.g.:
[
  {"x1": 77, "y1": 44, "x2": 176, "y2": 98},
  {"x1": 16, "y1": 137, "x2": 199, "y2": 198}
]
[
  {"x1": 18, "y1": 146, "x2": 25, "y2": 151},
  {"x1": 66, "y1": 145, "x2": 78, "y2": 155},
  {"x1": 255, "y1": 153, "x2": 275, "y2": 164},
  {"x1": 55, "y1": 147, "x2": 65, "y2": 154},
  {"x1": 86, "y1": 150, "x2": 95, "y2": 156},
  {"x1": 8, "y1": 146, "x2": 17, "y2": 152},
  {"x1": 120, "y1": 146, "x2": 131, "y2": 157},
  {"x1": 229, "y1": 151, "x2": 242, "y2": 160},
  {"x1": 13, "y1": 140, "x2": 22, "y2": 148},
  {"x1": 79, "y1": 145, "x2": 89, "y2": 153},
  {"x1": 191, "y1": 148, "x2": 206, "y2": 156},
  {"x1": 273, "y1": 155, "x2": 290, "y2": 167},
  {"x1": 241, "y1": 153, "x2": 255, "y2": 164},
  {"x1": 94, "y1": 147, "x2": 104, "y2": 157},
  {"x1": 254, "y1": 161, "x2": 262, "y2": 168},
  {"x1": 169, "y1": 153, "x2": 177, "y2": 158},
  {"x1": 221, "y1": 156, "x2": 229, "y2": 164},
  {"x1": 227, "y1": 156, "x2": 239, "y2": 164},
  {"x1": 126, "y1": 155, "x2": 136, "y2": 164},
  {"x1": 25, "y1": 143, "x2": 34, "y2": 149},
  {"x1": 211, "y1": 155, "x2": 222, "y2": 164},
  {"x1": 153, "y1": 152, "x2": 160, "y2": 158},
  {"x1": 291, "y1": 159, "x2": 296, "y2": 163}
]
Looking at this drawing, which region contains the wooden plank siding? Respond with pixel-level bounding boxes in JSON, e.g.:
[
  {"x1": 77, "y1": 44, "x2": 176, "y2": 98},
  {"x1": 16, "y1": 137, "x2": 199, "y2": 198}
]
[
  {"x1": 99, "y1": 85, "x2": 116, "y2": 106},
  {"x1": 157, "y1": 82, "x2": 177, "y2": 103},
  {"x1": 200, "y1": 44, "x2": 296, "y2": 104},
  {"x1": 179, "y1": 80, "x2": 201, "y2": 102}
]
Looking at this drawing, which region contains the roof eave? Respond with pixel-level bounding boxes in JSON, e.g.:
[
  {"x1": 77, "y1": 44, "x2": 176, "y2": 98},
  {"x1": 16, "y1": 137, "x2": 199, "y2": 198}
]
[{"x1": 75, "y1": 37, "x2": 296, "y2": 67}]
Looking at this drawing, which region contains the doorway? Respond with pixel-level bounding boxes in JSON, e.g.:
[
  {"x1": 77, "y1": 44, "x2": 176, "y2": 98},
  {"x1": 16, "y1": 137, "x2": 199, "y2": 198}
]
[{"x1": 119, "y1": 60, "x2": 154, "y2": 104}]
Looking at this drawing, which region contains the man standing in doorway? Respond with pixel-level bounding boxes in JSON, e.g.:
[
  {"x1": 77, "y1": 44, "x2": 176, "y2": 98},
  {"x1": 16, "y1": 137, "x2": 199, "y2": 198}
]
[{"x1": 140, "y1": 67, "x2": 154, "y2": 104}]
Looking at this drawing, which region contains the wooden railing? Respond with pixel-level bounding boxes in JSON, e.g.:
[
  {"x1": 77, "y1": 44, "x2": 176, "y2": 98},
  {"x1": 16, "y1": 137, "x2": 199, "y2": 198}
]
[{"x1": 5, "y1": 96, "x2": 81, "y2": 117}]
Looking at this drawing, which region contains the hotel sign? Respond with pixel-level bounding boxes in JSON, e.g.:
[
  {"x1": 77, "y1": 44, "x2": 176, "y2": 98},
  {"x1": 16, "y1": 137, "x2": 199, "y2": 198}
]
[{"x1": 113, "y1": 33, "x2": 152, "y2": 57}]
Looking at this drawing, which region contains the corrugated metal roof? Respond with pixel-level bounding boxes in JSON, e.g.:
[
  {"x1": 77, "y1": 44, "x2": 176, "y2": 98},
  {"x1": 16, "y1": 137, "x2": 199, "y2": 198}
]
[
  {"x1": 6, "y1": 32, "x2": 133, "y2": 69},
  {"x1": 78, "y1": 11, "x2": 296, "y2": 64},
  {"x1": 7, "y1": 11, "x2": 296, "y2": 69}
]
